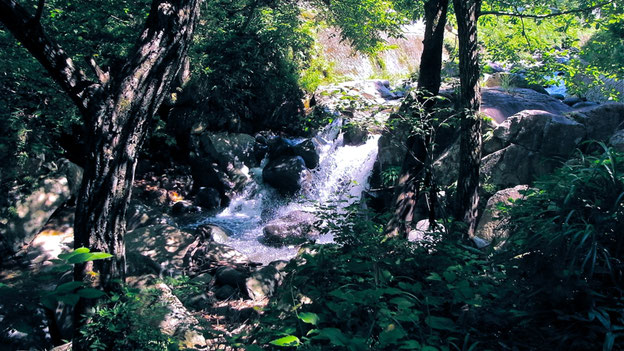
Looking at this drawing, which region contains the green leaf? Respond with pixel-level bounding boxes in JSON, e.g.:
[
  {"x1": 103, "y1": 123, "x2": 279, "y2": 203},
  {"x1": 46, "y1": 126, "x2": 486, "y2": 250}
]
[
  {"x1": 41, "y1": 295, "x2": 57, "y2": 310},
  {"x1": 67, "y1": 252, "x2": 112, "y2": 264},
  {"x1": 426, "y1": 272, "x2": 442, "y2": 281},
  {"x1": 269, "y1": 335, "x2": 301, "y2": 347},
  {"x1": 315, "y1": 328, "x2": 349, "y2": 346},
  {"x1": 77, "y1": 288, "x2": 106, "y2": 299},
  {"x1": 55, "y1": 281, "x2": 84, "y2": 294},
  {"x1": 298, "y1": 312, "x2": 320, "y2": 325},
  {"x1": 399, "y1": 340, "x2": 422, "y2": 350},
  {"x1": 58, "y1": 293, "x2": 80, "y2": 306},
  {"x1": 425, "y1": 316, "x2": 456, "y2": 331}
]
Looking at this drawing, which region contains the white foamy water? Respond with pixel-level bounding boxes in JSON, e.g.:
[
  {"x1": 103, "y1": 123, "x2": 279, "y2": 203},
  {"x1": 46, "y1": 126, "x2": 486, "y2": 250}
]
[{"x1": 194, "y1": 120, "x2": 380, "y2": 264}]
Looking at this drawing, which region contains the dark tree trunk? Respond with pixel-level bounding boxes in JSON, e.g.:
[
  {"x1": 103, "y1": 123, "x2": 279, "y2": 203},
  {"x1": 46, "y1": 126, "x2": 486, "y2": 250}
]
[
  {"x1": 0, "y1": 0, "x2": 201, "y2": 347},
  {"x1": 386, "y1": 0, "x2": 449, "y2": 238},
  {"x1": 453, "y1": 0, "x2": 482, "y2": 237}
]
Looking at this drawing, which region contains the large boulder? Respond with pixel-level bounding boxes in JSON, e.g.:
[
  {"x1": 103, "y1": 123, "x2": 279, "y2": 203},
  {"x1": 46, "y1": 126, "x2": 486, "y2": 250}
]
[
  {"x1": 262, "y1": 211, "x2": 319, "y2": 247},
  {"x1": 125, "y1": 225, "x2": 196, "y2": 276},
  {"x1": 262, "y1": 156, "x2": 311, "y2": 195},
  {"x1": 568, "y1": 103, "x2": 624, "y2": 142},
  {"x1": 3, "y1": 160, "x2": 82, "y2": 254},
  {"x1": 610, "y1": 129, "x2": 624, "y2": 152},
  {"x1": 189, "y1": 132, "x2": 256, "y2": 204},
  {"x1": 480, "y1": 110, "x2": 585, "y2": 188},
  {"x1": 491, "y1": 110, "x2": 585, "y2": 156},
  {"x1": 474, "y1": 185, "x2": 529, "y2": 247},
  {"x1": 480, "y1": 88, "x2": 572, "y2": 124}
]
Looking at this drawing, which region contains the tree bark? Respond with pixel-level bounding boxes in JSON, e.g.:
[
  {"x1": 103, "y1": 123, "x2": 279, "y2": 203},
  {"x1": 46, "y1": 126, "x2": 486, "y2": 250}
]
[
  {"x1": 386, "y1": 0, "x2": 449, "y2": 238},
  {"x1": 453, "y1": 0, "x2": 482, "y2": 237},
  {"x1": 0, "y1": 0, "x2": 201, "y2": 347}
]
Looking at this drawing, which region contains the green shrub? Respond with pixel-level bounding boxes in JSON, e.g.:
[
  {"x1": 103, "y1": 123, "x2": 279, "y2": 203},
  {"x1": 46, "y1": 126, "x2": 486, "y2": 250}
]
[
  {"x1": 501, "y1": 144, "x2": 624, "y2": 350},
  {"x1": 80, "y1": 287, "x2": 178, "y2": 351}
]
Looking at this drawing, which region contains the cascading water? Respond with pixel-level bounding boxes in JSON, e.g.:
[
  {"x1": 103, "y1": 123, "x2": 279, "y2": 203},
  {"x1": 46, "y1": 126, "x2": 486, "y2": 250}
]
[{"x1": 194, "y1": 119, "x2": 380, "y2": 264}]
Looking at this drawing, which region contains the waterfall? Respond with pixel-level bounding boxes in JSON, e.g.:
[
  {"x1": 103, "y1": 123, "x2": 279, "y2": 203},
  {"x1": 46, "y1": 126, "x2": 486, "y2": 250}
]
[{"x1": 194, "y1": 120, "x2": 380, "y2": 264}]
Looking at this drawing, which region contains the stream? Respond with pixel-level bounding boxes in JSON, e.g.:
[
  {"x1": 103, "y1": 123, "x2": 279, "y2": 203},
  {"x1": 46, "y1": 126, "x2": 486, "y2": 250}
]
[{"x1": 193, "y1": 119, "x2": 381, "y2": 264}]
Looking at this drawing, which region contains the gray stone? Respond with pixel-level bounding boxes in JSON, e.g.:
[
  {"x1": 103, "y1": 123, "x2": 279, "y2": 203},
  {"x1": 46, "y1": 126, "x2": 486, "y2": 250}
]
[
  {"x1": 492, "y1": 110, "x2": 585, "y2": 156},
  {"x1": 125, "y1": 225, "x2": 196, "y2": 276},
  {"x1": 572, "y1": 101, "x2": 598, "y2": 109},
  {"x1": 4, "y1": 160, "x2": 82, "y2": 254},
  {"x1": 262, "y1": 211, "x2": 318, "y2": 247},
  {"x1": 609, "y1": 130, "x2": 624, "y2": 152},
  {"x1": 198, "y1": 132, "x2": 256, "y2": 168},
  {"x1": 152, "y1": 283, "x2": 207, "y2": 349},
  {"x1": 569, "y1": 103, "x2": 624, "y2": 142},
  {"x1": 563, "y1": 97, "x2": 583, "y2": 106},
  {"x1": 246, "y1": 260, "x2": 288, "y2": 300},
  {"x1": 407, "y1": 220, "x2": 445, "y2": 243},
  {"x1": 475, "y1": 185, "x2": 530, "y2": 247}
]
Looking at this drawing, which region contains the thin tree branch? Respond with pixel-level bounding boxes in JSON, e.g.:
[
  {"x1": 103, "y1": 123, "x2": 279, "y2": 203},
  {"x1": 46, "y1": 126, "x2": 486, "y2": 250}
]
[
  {"x1": 480, "y1": 0, "x2": 614, "y2": 19},
  {"x1": 85, "y1": 56, "x2": 109, "y2": 84},
  {"x1": 0, "y1": 0, "x2": 96, "y2": 115},
  {"x1": 33, "y1": 0, "x2": 44, "y2": 23}
]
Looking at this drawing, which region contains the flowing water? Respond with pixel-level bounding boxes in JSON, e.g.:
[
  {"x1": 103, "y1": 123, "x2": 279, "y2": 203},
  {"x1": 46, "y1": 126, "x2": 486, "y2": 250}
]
[{"x1": 194, "y1": 119, "x2": 381, "y2": 264}]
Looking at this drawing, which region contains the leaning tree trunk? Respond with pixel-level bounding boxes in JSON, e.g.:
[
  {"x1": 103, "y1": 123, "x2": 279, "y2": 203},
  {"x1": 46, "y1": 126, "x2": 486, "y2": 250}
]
[
  {"x1": 386, "y1": 0, "x2": 449, "y2": 238},
  {"x1": 0, "y1": 0, "x2": 201, "y2": 347},
  {"x1": 453, "y1": 0, "x2": 482, "y2": 237}
]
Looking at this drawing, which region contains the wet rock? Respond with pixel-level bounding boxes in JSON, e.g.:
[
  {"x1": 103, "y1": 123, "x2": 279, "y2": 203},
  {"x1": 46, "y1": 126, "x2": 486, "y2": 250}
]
[
  {"x1": 246, "y1": 260, "x2": 288, "y2": 300},
  {"x1": 293, "y1": 139, "x2": 319, "y2": 169},
  {"x1": 170, "y1": 200, "x2": 200, "y2": 216},
  {"x1": 480, "y1": 88, "x2": 572, "y2": 124},
  {"x1": 125, "y1": 224, "x2": 196, "y2": 276},
  {"x1": 343, "y1": 123, "x2": 369, "y2": 146},
  {"x1": 475, "y1": 185, "x2": 529, "y2": 247},
  {"x1": 262, "y1": 211, "x2": 318, "y2": 247},
  {"x1": 195, "y1": 187, "x2": 221, "y2": 210},
  {"x1": 267, "y1": 137, "x2": 295, "y2": 160},
  {"x1": 262, "y1": 156, "x2": 310, "y2": 195}
]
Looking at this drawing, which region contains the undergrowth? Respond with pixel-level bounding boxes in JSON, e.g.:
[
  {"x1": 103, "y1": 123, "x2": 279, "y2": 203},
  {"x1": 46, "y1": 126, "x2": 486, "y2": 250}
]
[{"x1": 244, "y1": 144, "x2": 624, "y2": 351}]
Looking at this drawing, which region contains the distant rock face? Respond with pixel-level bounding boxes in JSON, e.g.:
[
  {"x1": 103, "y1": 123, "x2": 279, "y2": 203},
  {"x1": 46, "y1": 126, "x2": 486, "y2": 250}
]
[
  {"x1": 3, "y1": 160, "x2": 82, "y2": 254},
  {"x1": 480, "y1": 88, "x2": 572, "y2": 124},
  {"x1": 475, "y1": 185, "x2": 529, "y2": 247},
  {"x1": 318, "y1": 25, "x2": 424, "y2": 79},
  {"x1": 262, "y1": 211, "x2": 319, "y2": 247}
]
